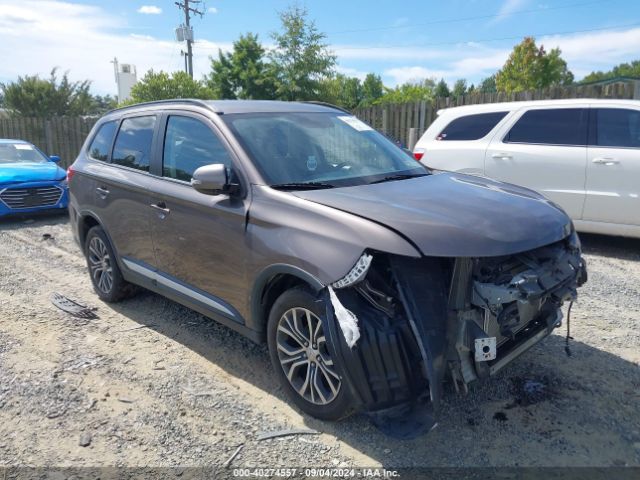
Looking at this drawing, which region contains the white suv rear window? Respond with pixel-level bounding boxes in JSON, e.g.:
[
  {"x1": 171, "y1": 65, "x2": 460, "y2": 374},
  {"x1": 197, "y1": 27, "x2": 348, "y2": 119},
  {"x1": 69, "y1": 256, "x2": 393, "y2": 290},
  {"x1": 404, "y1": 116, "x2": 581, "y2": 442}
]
[{"x1": 437, "y1": 112, "x2": 508, "y2": 141}]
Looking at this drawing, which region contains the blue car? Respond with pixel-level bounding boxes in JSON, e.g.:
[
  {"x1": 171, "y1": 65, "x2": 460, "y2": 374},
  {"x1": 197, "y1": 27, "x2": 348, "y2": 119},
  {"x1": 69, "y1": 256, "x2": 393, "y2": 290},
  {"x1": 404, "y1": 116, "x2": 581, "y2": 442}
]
[{"x1": 0, "y1": 139, "x2": 69, "y2": 217}]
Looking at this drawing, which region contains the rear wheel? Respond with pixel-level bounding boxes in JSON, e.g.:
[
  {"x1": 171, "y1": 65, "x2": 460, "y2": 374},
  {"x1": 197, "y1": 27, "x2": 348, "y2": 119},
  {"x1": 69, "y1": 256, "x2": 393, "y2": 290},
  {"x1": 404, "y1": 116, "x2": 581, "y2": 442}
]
[
  {"x1": 267, "y1": 288, "x2": 353, "y2": 420},
  {"x1": 85, "y1": 226, "x2": 137, "y2": 303}
]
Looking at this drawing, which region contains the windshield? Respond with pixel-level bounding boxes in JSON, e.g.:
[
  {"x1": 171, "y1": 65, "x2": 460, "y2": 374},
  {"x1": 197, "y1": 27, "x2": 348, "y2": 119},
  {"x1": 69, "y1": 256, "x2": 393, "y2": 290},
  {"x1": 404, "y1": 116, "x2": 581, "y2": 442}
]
[
  {"x1": 223, "y1": 112, "x2": 428, "y2": 188},
  {"x1": 0, "y1": 142, "x2": 49, "y2": 164}
]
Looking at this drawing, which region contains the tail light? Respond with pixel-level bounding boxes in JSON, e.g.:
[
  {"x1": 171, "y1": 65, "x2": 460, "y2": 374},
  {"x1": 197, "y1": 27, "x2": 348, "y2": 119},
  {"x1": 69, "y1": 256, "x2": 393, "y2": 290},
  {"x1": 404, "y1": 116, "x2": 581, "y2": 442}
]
[
  {"x1": 413, "y1": 148, "x2": 425, "y2": 161},
  {"x1": 66, "y1": 165, "x2": 76, "y2": 183}
]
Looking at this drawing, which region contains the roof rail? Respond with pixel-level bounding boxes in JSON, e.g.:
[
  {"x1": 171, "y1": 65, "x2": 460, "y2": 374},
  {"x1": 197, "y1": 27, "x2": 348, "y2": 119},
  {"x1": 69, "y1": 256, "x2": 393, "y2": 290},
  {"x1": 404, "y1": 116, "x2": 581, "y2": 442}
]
[
  {"x1": 106, "y1": 98, "x2": 214, "y2": 115},
  {"x1": 302, "y1": 101, "x2": 352, "y2": 114}
]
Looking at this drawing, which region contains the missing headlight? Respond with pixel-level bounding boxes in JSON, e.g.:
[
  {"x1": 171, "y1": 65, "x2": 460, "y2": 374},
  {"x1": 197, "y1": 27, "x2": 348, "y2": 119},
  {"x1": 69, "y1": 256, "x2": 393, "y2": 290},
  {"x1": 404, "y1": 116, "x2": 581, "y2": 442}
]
[{"x1": 331, "y1": 253, "x2": 373, "y2": 289}]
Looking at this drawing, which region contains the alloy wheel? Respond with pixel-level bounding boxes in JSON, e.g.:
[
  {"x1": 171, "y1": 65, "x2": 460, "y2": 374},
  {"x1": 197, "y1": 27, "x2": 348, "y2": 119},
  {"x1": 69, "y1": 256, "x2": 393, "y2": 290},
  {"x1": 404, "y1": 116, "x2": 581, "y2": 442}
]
[
  {"x1": 88, "y1": 236, "x2": 113, "y2": 294},
  {"x1": 276, "y1": 307, "x2": 341, "y2": 405}
]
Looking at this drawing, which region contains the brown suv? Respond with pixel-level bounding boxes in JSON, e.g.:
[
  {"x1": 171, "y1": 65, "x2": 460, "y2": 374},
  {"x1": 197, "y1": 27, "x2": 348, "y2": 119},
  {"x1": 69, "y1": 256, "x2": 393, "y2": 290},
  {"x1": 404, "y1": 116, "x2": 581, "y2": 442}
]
[{"x1": 68, "y1": 99, "x2": 586, "y2": 437}]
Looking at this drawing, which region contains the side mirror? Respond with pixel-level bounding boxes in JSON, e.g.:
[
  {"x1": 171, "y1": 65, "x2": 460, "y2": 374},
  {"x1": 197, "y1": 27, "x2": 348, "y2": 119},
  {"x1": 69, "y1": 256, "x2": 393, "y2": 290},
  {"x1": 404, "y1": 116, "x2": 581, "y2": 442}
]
[
  {"x1": 191, "y1": 164, "x2": 228, "y2": 195},
  {"x1": 49, "y1": 155, "x2": 61, "y2": 163}
]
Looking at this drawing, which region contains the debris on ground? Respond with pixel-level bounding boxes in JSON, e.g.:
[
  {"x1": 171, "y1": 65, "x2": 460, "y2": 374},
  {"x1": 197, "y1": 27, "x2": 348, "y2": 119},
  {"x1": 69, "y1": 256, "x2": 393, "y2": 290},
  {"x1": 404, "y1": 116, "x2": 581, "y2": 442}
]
[
  {"x1": 257, "y1": 428, "x2": 319, "y2": 441},
  {"x1": 223, "y1": 444, "x2": 244, "y2": 468},
  {"x1": 50, "y1": 292, "x2": 98, "y2": 319},
  {"x1": 79, "y1": 433, "x2": 92, "y2": 447}
]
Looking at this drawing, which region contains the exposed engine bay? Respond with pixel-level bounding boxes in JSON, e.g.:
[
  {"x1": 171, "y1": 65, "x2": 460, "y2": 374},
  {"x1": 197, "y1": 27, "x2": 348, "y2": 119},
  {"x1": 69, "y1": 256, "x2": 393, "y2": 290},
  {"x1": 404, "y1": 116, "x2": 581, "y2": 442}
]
[{"x1": 323, "y1": 231, "x2": 587, "y2": 438}]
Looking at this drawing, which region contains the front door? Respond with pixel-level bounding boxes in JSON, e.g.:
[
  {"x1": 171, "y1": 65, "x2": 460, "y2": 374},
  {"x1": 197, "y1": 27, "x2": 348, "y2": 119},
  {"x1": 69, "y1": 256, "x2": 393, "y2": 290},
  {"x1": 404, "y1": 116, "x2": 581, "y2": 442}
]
[
  {"x1": 148, "y1": 113, "x2": 250, "y2": 320},
  {"x1": 583, "y1": 106, "x2": 640, "y2": 226}
]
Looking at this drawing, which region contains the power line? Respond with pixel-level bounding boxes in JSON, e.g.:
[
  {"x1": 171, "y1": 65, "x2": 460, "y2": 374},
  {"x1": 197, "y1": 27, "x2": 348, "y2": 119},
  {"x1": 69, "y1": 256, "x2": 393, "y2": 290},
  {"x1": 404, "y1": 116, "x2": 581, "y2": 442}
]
[
  {"x1": 334, "y1": 21, "x2": 640, "y2": 51},
  {"x1": 175, "y1": 0, "x2": 204, "y2": 78},
  {"x1": 326, "y1": 0, "x2": 615, "y2": 36}
]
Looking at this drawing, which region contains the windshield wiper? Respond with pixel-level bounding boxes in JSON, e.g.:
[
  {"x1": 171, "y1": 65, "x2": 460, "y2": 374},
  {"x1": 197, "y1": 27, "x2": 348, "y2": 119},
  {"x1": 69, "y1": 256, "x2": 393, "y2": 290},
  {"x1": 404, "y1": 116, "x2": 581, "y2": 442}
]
[
  {"x1": 368, "y1": 173, "x2": 429, "y2": 185},
  {"x1": 270, "y1": 182, "x2": 336, "y2": 191}
]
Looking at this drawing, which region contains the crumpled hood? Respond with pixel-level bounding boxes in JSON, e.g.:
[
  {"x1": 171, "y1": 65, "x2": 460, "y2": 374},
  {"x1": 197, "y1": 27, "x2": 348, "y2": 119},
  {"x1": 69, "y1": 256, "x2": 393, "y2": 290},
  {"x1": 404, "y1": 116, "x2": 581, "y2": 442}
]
[
  {"x1": 0, "y1": 162, "x2": 66, "y2": 185},
  {"x1": 293, "y1": 172, "x2": 572, "y2": 257}
]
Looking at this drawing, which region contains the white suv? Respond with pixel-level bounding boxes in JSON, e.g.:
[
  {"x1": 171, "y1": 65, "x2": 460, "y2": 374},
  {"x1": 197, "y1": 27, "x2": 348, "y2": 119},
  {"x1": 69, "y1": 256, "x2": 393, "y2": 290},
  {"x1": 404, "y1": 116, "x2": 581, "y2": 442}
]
[{"x1": 413, "y1": 99, "x2": 640, "y2": 238}]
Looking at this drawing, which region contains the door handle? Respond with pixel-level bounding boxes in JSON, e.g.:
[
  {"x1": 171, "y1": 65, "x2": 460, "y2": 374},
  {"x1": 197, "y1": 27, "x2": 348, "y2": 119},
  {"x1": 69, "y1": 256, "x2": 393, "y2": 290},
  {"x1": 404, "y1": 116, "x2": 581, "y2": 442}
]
[
  {"x1": 491, "y1": 152, "x2": 513, "y2": 160},
  {"x1": 592, "y1": 157, "x2": 619, "y2": 165},
  {"x1": 150, "y1": 202, "x2": 170, "y2": 215},
  {"x1": 96, "y1": 186, "x2": 109, "y2": 198}
]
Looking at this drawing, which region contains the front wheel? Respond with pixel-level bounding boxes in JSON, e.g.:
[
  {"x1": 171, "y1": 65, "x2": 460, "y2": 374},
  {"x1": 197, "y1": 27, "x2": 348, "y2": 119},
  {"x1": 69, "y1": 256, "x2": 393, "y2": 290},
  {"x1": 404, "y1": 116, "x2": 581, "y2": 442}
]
[{"x1": 267, "y1": 288, "x2": 353, "y2": 421}]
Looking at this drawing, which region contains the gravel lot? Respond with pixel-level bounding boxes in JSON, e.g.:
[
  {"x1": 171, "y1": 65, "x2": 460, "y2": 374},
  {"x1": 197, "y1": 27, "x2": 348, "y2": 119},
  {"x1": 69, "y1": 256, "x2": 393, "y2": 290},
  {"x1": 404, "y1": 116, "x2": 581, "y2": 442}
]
[{"x1": 0, "y1": 213, "x2": 639, "y2": 469}]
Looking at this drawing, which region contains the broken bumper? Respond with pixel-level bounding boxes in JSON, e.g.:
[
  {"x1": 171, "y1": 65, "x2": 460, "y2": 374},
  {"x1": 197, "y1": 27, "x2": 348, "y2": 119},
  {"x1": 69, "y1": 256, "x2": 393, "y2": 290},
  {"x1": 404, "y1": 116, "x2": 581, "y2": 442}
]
[{"x1": 323, "y1": 234, "x2": 587, "y2": 437}]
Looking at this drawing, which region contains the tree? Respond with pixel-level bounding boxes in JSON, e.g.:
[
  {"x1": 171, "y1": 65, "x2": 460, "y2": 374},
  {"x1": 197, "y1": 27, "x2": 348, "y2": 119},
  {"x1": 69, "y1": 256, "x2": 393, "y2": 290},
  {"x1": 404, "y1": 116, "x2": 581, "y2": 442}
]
[
  {"x1": 269, "y1": 4, "x2": 336, "y2": 101},
  {"x1": 581, "y1": 60, "x2": 640, "y2": 83},
  {"x1": 376, "y1": 79, "x2": 435, "y2": 105},
  {"x1": 318, "y1": 74, "x2": 362, "y2": 110},
  {"x1": 495, "y1": 37, "x2": 574, "y2": 93},
  {"x1": 128, "y1": 70, "x2": 213, "y2": 104},
  {"x1": 1, "y1": 68, "x2": 95, "y2": 116},
  {"x1": 451, "y1": 79, "x2": 468, "y2": 98},
  {"x1": 478, "y1": 75, "x2": 497, "y2": 93},
  {"x1": 434, "y1": 79, "x2": 450, "y2": 98},
  {"x1": 90, "y1": 94, "x2": 118, "y2": 114},
  {"x1": 207, "y1": 33, "x2": 277, "y2": 99},
  {"x1": 360, "y1": 73, "x2": 384, "y2": 107}
]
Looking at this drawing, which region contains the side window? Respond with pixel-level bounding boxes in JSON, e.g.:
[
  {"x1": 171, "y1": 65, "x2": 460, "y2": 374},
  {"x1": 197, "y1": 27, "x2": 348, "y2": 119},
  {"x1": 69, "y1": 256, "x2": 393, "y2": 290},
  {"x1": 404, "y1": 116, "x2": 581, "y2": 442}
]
[
  {"x1": 505, "y1": 108, "x2": 587, "y2": 146},
  {"x1": 162, "y1": 116, "x2": 233, "y2": 182},
  {"x1": 437, "y1": 112, "x2": 508, "y2": 141},
  {"x1": 87, "y1": 121, "x2": 117, "y2": 161},
  {"x1": 594, "y1": 108, "x2": 640, "y2": 148},
  {"x1": 112, "y1": 116, "x2": 156, "y2": 171}
]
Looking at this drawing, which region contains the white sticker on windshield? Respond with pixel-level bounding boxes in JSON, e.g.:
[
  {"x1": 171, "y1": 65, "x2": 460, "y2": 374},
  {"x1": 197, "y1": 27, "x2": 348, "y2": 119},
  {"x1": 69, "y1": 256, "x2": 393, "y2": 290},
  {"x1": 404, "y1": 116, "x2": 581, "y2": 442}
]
[
  {"x1": 14, "y1": 144, "x2": 34, "y2": 150},
  {"x1": 337, "y1": 116, "x2": 373, "y2": 132}
]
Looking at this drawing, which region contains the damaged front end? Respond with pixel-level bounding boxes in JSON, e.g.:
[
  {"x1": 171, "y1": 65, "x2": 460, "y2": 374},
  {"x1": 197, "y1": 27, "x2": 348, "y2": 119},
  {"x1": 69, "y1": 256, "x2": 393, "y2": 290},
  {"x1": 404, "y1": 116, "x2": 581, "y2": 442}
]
[{"x1": 322, "y1": 232, "x2": 587, "y2": 438}]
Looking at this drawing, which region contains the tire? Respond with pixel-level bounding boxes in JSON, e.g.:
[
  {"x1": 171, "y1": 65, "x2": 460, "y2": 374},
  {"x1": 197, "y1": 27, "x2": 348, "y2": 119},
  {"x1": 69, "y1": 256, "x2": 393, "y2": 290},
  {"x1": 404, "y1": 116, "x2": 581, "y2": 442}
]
[
  {"x1": 267, "y1": 288, "x2": 353, "y2": 421},
  {"x1": 84, "y1": 226, "x2": 137, "y2": 303}
]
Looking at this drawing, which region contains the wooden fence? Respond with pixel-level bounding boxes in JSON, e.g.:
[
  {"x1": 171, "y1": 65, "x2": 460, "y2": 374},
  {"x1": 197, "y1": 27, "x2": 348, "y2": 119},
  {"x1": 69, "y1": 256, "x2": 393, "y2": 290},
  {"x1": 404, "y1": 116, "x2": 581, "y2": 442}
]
[
  {"x1": 353, "y1": 81, "x2": 640, "y2": 149},
  {"x1": 0, "y1": 117, "x2": 97, "y2": 168}
]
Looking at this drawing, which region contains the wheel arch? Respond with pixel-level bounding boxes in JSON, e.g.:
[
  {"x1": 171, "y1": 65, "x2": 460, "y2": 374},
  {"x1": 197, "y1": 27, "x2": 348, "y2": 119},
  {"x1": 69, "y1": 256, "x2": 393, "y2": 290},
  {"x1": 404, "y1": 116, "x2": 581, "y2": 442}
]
[
  {"x1": 250, "y1": 264, "x2": 325, "y2": 340},
  {"x1": 78, "y1": 212, "x2": 102, "y2": 253}
]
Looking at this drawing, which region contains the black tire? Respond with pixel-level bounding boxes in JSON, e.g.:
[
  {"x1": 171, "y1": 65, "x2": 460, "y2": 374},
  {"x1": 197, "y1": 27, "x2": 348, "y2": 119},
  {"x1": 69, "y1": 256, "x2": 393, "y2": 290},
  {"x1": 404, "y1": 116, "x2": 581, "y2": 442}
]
[
  {"x1": 267, "y1": 288, "x2": 353, "y2": 421},
  {"x1": 84, "y1": 226, "x2": 137, "y2": 303}
]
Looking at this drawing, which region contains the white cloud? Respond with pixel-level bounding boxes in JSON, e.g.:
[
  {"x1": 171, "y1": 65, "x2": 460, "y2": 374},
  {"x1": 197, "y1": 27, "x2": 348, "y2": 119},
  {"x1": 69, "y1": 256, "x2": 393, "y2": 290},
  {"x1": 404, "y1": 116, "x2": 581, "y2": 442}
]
[
  {"x1": 540, "y1": 27, "x2": 640, "y2": 76},
  {"x1": 208, "y1": 7, "x2": 218, "y2": 14},
  {"x1": 334, "y1": 45, "x2": 451, "y2": 61},
  {"x1": 0, "y1": 0, "x2": 231, "y2": 95},
  {"x1": 137, "y1": 5, "x2": 162, "y2": 15},
  {"x1": 354, "y1": 27, "x2": 640, "y2": 86},
  {"x1": 335, "y1": 66, "x2": 368, "y2": 81},
  {"x1": 491, "y1": 0, "x2": 529, "y2": 23}
]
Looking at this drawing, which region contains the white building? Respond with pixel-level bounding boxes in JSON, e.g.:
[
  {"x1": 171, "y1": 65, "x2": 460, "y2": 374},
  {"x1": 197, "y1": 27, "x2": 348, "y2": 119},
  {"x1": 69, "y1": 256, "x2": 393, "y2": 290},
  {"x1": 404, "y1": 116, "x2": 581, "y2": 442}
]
[{"x1": 112, "y1": 58, "x2": 137, "y2": 102}]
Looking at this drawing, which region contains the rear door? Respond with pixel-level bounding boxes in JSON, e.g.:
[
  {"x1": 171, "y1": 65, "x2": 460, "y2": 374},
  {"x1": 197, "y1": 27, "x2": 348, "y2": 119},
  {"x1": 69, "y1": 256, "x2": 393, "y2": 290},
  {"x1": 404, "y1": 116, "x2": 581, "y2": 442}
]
[
  {"x1": 583, "y1": 105, "x2": 640, "y2": 226},
  {"x1": 485, "y1": 106, "x2": 589, "y2": 220},
  {"x1": 88, "y1": 114, "x2": 158, "y2": 268},
  {"x1": 147, "y1": 111, "x2": 250, "y2": 320}
]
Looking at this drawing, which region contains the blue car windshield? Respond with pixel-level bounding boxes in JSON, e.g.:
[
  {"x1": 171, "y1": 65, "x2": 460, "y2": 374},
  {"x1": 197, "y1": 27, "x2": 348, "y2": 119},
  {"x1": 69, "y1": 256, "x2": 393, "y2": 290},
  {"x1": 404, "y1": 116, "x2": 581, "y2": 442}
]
[
  {"x1": 223, "y1": 112, "x2": 428, "y2": 187},
  {"x1": 0, "y1": 143, "x2": 49, "y2": 164}
]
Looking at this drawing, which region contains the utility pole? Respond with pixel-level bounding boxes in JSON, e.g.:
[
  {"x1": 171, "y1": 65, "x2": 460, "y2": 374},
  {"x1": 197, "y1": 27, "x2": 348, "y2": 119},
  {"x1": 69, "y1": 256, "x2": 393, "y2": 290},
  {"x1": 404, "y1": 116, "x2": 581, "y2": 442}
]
[{"x1": 175, "y1": 0, "x2": 204, "y2": 78}]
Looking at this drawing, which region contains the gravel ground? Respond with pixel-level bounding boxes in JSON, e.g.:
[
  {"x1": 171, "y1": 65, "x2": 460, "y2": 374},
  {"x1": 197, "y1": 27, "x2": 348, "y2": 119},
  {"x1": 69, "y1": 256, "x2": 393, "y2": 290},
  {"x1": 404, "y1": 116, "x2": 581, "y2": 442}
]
[{"x1": 0, "y1": 213, "x2": 639, "y2": 470}]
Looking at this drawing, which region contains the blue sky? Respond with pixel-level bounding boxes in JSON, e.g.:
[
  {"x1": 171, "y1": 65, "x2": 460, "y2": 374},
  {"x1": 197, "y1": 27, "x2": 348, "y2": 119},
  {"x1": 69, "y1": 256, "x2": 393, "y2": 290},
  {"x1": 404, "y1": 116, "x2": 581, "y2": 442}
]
[{"x1": 1, "y1": 0, "x2": 639, "y2": 95}]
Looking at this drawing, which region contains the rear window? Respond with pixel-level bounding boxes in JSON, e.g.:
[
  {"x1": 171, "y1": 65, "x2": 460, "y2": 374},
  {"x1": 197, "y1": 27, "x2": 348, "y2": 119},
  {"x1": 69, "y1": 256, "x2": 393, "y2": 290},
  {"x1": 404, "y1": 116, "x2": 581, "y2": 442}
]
[
  {"x1": 593, "y1": 108, "x2": 640, "y2": 148},
  {"x1": 506, "y1": 108, "x2": 587, "y2": 146},
  {"x1": 111, "y1": 116, "x2": 156, "y2": 172},
  {"x1": 437, "y1": 112, "x2": 507, "y2": 141},
  {"x1": 88, "y1": 121, "x2": 117, "y2": 161}
]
